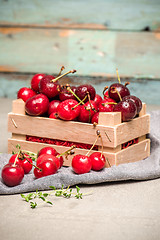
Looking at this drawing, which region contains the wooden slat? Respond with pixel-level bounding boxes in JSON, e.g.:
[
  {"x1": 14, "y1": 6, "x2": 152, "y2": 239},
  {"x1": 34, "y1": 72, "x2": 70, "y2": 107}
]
[
  {"x1": 8, "y1": 113, "x2": 116, "y2": 148},
  {"x1": 0, "y1": 0, "x2": 160, "y2": 31},
  {"x1": 0, "y1": 28, "x2": 160, "y2": 78}
]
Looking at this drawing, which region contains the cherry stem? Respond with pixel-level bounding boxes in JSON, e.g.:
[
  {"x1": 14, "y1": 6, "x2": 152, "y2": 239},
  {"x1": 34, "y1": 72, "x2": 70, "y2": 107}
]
[
  {"x1": 101, "y1": 102, "x2": 117, "y2": 106},
  {"x1": 57, "y1": 145, "x2": 76, "y2": 158},
  {"x1": 57, "y1": 66, "x2": 65, "y2": 77},
  {"x1": 23, "y1": 153, "x2": 42, "y2": 171},
  {"x1": 71, "y1": 95, "x2": 88, "y2": 110},
  {"x1": 103, "y1": 86, "x2": 108, "y2": 96},
  {"x1": 116, "y1": 68, "x2": 121, "y2": 84},
  {"x1": 86, "y1": 130, "x2": 100, "y2": 156},
  {"x1": 125, "y1": 81, "x2": 130, "y2": 87},
  {"x1": 67, "y1": 87, "x2": 85, "y2": 104},
  {"x1": 111, "y1": 87, "x2": 122, "y2": 102},
  {"x1": 52, "y1": 69, "x2": 76, "y2": 83},
  {"x1": 13, "y1": 150, "x2": 21, "y2": 167}
]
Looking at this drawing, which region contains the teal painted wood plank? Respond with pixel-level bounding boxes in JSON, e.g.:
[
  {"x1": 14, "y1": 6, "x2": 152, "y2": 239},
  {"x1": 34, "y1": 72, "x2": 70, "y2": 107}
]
[
  {"x1": 0, "y1": 28, "x2": 160, "y2": 78},
  {"x1": 0, "y1": 0, "x2": 160, "y2": 31},
  {"x1": 0, "y1": 73, "x2": 160, "y2": 106}
]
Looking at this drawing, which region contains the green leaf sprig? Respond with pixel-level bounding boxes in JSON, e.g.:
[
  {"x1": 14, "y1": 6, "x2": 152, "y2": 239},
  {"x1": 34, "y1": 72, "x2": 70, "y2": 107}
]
[{"x1": 21, "y1": 185, "x2": 89, "y2": 209}]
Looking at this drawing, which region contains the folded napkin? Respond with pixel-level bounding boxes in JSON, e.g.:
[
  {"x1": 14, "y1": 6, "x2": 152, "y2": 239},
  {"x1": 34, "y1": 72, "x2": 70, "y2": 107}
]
[{"x1": 0, "y1": 110, "x2": 160, "y2": 194}]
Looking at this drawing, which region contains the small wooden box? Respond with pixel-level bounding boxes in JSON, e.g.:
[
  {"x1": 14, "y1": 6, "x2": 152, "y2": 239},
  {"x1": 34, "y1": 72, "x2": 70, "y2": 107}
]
[{"x1": 8, "y1": 99, "x2": 150, "y2": 167}]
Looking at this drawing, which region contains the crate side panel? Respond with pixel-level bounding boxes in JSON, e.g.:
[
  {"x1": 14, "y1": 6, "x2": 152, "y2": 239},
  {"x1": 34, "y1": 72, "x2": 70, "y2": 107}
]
[
  {"x1": 116, "y1": 114, "x2": 150, "y2": 146},
  {"x1": 116, "y1": 139, "x2": 150, "y2": 166},
  {"x1": 8, "y1": 113, "x2": 116, "y2": 147},
  {"x1": 8, "y1": 139, "x2": 116, "y2": 167}
]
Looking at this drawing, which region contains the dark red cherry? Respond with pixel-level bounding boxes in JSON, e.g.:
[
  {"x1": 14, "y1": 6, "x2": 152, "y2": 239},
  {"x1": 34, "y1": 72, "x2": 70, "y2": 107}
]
[
  {"x1": 99, "y1": 98, "x2": 116, "y2": 112},
  {"x1": 48, "y1": 100, "x2": 61, "y2": 116},
  {"x1": 17, "y1": 87, "x2": 36, "y2": 102},
  {"x1": 122, "y1": 95, "x2": 142, "y2": 114},
  {"x1": 75, "y1": 84, "x2": 96, "y2": 102},
  {"x1": 113, "y1": 99, "x2": 137, "y2": 122},
  {"x1": 93, "y1": 94, "x2": 102, "y2": 106},
  {"x1": 108, "y1": 83, "x2": 130, "y2": 102},
  {"x1": 31, "y1": 73, "x2": 45, "y2": 92},
  {"x1": 78, "y1": 100, "x2": 98, "y2": 123},
  {"x1": 25, "y1": 93, "x2": 49, "y2": 116},
  {"x1": 59, "y1": 86, "x2": 77, "y2": 101},
  {"x1": 39, "y1": 75, "x2": 60, "y2": 99},
  {"x1": 91, "y1": 112, "x2": 99, "y2": 124},
  {"x1": 57, "y1": 99, "x2": 81, "y2": 121}
]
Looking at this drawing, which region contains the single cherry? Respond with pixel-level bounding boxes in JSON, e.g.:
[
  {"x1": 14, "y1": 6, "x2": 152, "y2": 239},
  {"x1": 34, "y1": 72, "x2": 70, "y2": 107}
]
[
  {"x1": 34, "y1": 160, "x2": 57, "y2": 178},
  {"x1": 59, "y1": 85, "x2": 77, "y2": 101},
  {"x1": 39, "y1": 75, "x2": 60, "y2": 99},
  {"x1": 31, "y1": 73, "x2": 45, "y2": 92},
  {"x1": 93, "y1": 94, "x2": 102, "y2": 106},
  {"x1": 37, "y1": 147, "x2": 58, "y2": 157},
  {"x1": 72, "y1": 154, "x2": 92, "y2": 174},
  {"x1": 113, "y1": 99, "x2": 137, "y2": 122},
  {"x1": 57, "y1": 99, "x2": 81, "y2": 121},
  {"x1": 36, "y1": 154, "x2": 60, "y2": 170},
  {"x1": 9, "y1": 153, "x2": 33, "y2": 174},
  {"x1": 78, "y1": 100, "x2": 98, "y2": 123},
  {"x1": 108, "y1": 83, "x2": 130, "y2": 102},
  {"x1": 17, "y1": 87, "x2": 36, "y2": 102},
  {"x1": 48, "y1": 100, "x2": 61, "y2": 116},
  {"x1": 55, "y1": 152, "x2": 64, "y2": 168},
  {"x1": 99, "y1": 98, "x2": 117, "y2": 112},
  {"x1": 1, "y1": 163, "x2": 24, "y2": 187},
  {"x1": 90, "y1": 152, "x2": 106, "y2": 171},
  {"x1": 91, "y1": 112, "x2": 99, "y2": 124},
  {"x1": 25, "y1": 93, "x2": 49, "y2": 116},
  {"x1": 75, "y1": 84, "x2": 96, "y2": 102},
  {"x1": 122, "y1": 95, "x2": 142, "y2": 115}
]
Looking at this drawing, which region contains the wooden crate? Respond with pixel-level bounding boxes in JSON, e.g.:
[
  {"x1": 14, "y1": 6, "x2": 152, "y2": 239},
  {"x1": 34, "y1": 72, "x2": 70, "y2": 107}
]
[{"x1": 8, "y1": 99, "x2": 150, "y2": 167}]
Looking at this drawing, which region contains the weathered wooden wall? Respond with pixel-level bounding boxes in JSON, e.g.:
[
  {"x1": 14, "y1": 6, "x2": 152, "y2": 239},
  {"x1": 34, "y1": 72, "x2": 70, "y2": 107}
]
[{"x1": 0, "y1": 0, "x2": 160, "y2": 102}]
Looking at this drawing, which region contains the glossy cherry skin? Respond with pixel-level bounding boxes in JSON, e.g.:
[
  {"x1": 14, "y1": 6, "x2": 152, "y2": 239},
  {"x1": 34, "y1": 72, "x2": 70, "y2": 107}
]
[
  {"x1": 93, "y1": 94, "x2": 102, "y2": 107},
  {"x1": 108, "y1": 83, "x2": 130, "y2": 102},
  {"x1": 78, "y1": 100, "x2": 98, "y2": 123},
  {"x1": 57, "y1": 99, "x2": 81, "y2": 121},
  {"x1": 34, "y1": 160, "x2": 57, "y2": 178},
  {"x1": 37, "y1": 147, "x2": 58, "y2": 157},
  {"x1": 1, "y1": 163, "x2": 24, "y2": 187},
  {"x1": 36, "y1": 154, "x2": 60, "y2": 169},
  {"x1": 31, "y1": 73, "x2": 45, "y2": 92},
  {"x1": 59, "y1": 86, "x2": 77, "y2": 101},
  {"x1": 17, "y1": 87, "x2": 36, "y2": 102},
  {"x1": 49, "y1": 112, "x2": 59, "y2": 119},
  {"x1": 103, "y1": 90, "x2": 109, "y2": 99},
  {"x1": 39, "y1": 75, "x2": 60, "y2": 99},
  {"x1": 48, "y1": 100, "x2": 61, "y2": 116},
  {"x1": 99, "y1": 98, "x2": 116, "y2": 112},
  {"x1": 113, "y1": 99, "x2": 137, "y2": 122},
  {"x1": 91, "y1": 112, "x2": 99, "y2": 124},
  {"x1": 9, "y1": 153, "x2": 33, "y2": 174},
  {"x1": 72, "y1": 154, "x2": 92, "y2": 174},
  {"x1": 122, "y1": 95, "x2": 142, "y2": 114},
  {"x1": 75, "y1": 84, "x2": 96, "y2": 102},
  {"x1": 55, "y1": 152, "x2": 63, "y2": 168},
  {"x1": 90, "y1": 152, "x2": 106, "y2": 171},
  {"x1": 25, "y1": 93, "x2": 49, "y2": 116}
]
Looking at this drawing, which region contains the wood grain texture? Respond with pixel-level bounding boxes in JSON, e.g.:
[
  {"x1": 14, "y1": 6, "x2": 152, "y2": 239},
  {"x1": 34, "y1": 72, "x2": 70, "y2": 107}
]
[
  {"x1": 0, "y1": 0, "x2": 160, "y2": 31},
  {"x1": 0, "y1": 27, "x2": 160, "y2": 78}
]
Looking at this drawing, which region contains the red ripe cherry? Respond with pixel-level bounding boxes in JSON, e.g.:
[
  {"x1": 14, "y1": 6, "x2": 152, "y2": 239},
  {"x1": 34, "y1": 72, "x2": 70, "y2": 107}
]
[
  {"x1": 31, "y1": 73, "x2": 45, "y2": 92},
  {"x1": 113, "y1": 99, "x2": 137, "y2": 122},
  {"x1": 34, "y1": 160, "x2": 57, "y2": 179},
  {"x1": 36, "y1": 154, "x2": 60, "y2": 169},
  {"x1": 122, "y1": 95, "x2": 142, "y2": 114},
  {"x1": 59, "y1": 86, "x2": 77, "y2": 101},
  {"x1": 1, "y1": 163, "x2": 24, "y2": 187},
  {"x1": 9, "y1": 153, "x2": 33, "y2": 174},
  {"x1": 48, "y1": 100, "x2": 61, "y2": 116},
  {"x1": 25, "y1": 93, "x2": 49, "y2": 116},
  {"x1": 49, "y1": 112, "x2": 59, "y2": 119},
  {"x1": 57, "y1": 99, "x2": 81, "y2": 121},
  {"x1": 75, "y1": 84, "x2": 96, "y2": 102},
  {"x1": 55, "y1": 152, "x2": 63, "y2": 168},
  {"x1": 91, "y1": 112, "x2": 99, "y2": 124},
  {"x1": 104, "y1": 90, "x2": 109, "y2": 99},
  {"x1": 99, "y1": 98, "x2": 116, "y2": 112},
  {"x1": 72, "y1": 155, "x2": 92, "y2": 174},
  {"x1": 17, "y1": 87, "x2": 36, "y2": 102},
  {"x1": 78, "y1": 100, "x2": 98, "y2": 123},
  {"x1": 39, "y1": 75, "x2": 60, "y2": 99},
  {"x1": 90, "y1": 152, "x2": 106, "y2": 171},
  {"x1": 38, "y1": 147, "x2": 58, "y2": 157},
  {"x1": 93, "y1": 94, "x2": 102, "y2": 106},
  {"x1": 108, "y1": 83, "x2": 130, "y2": 102}
]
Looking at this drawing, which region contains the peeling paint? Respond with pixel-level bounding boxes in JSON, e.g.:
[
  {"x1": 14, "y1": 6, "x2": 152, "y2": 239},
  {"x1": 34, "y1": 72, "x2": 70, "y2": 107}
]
[
  {"x1": 0, "y1": 65, "x2": 17, "y2": 72},
  {"x1": 0, "y1": 27, "x2": 28, "y2": 35},
  {"x1": 59, "y1": 30, "x2": 75, "y2": 37}
]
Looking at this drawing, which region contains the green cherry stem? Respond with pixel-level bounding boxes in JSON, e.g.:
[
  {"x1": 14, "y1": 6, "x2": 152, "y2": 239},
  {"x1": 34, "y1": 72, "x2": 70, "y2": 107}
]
[
  {"x1": 57, "y1": 145, "x2": 76, "y2": 158},
  {"x1": 116, "y1": 68, "x2": 121, "y2": 84},
  {"x1": 52, "y1": 69, "x2": 76, "y2": 83},
  {"x1": 23, "y1": 153, "x2": 42, "y2": 171},
  {"x1": 71, "y1": 95, "x2": 88, "y2": 110},
  {"x1": 66, "y1": 87, "x2": 85, "y2": 104},
  {"x1": 13, "y1": 150, "x2": 21, "y2": 167}
]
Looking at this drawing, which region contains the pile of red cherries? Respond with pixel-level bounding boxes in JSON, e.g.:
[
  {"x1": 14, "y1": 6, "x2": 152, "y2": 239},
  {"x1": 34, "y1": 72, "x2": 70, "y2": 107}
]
[{"x1": 17, "y1": 68, "x2": 142, "y2": 123}]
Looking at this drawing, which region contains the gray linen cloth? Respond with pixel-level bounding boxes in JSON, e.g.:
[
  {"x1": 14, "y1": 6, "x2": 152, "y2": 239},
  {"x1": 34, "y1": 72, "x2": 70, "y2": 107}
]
[{"x1": 0, "y1": 110, "x2": 160, "y2": 194}]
